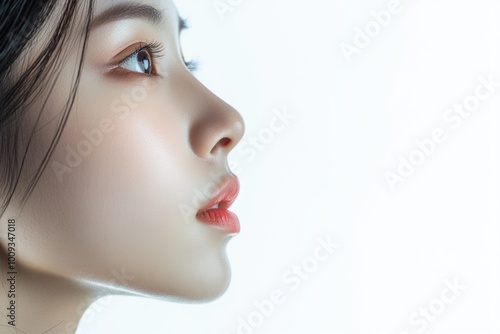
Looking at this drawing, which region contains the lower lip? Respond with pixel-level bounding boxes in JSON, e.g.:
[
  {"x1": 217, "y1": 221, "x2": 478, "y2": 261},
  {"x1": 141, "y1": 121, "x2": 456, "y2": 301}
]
[{"x1": 196, "y1": 209, "x2": 240, "y2": 234}]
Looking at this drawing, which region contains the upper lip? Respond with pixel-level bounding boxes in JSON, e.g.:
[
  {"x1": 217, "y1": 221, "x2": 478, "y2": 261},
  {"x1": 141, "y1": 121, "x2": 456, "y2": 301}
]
[{"x1": 197, "y1": 176, "x2": 240, "y2": 213}]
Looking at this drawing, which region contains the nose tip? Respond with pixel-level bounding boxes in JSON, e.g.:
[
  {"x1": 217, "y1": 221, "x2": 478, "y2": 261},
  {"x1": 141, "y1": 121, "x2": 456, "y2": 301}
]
[
  {"x1": 190, "y1": 103, "x2": 245, "y2": 159},
  {"x1": 210, "y1": 114, "x2": 245, "y2": 154}
]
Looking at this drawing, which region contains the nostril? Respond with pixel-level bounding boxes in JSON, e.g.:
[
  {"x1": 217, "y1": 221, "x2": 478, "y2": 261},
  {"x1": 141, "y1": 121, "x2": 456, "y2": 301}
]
[
  {"x1": 210, "y1": 137, "x2": 231, "y2": 154},
  {"x1": 219, "y1": 137, "x2": 231, "y2": 147}
]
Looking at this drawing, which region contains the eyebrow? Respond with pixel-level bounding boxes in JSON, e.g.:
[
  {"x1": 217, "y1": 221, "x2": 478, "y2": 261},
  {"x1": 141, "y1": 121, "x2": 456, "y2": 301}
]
[{"x1": 90, "y1": 2, "x2": 185, "y2": 31}]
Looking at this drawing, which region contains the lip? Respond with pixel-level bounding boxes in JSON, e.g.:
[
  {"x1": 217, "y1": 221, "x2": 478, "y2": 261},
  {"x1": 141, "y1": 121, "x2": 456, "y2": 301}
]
[{"x1": 196, "y1": 175, "x2": 240, "y2": 234}]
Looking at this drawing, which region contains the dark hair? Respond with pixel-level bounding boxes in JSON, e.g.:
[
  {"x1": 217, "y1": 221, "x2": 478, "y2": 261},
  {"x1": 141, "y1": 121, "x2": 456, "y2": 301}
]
[{"x1": 0, "y1": 0, "x2": 94, "y2": 215}]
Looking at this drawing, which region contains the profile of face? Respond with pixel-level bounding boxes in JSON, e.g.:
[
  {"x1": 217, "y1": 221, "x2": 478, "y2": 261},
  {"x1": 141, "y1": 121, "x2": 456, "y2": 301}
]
[{"x1": 0, "y1": 0, "x2": 245, "y2": 325}]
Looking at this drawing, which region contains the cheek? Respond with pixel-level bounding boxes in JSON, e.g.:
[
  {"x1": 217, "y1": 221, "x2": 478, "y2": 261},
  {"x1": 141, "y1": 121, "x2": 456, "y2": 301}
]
[
  {"x1": 75, "y1": 98, "x2": 192, "y2": 238},
  {"x1": 55, "y1": 94, "x2": 191, "y2": 252}
]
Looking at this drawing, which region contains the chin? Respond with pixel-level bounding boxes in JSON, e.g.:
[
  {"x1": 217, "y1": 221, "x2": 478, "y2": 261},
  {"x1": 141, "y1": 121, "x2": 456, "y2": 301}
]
[
  {"x1": 128, "y1": 253, "x2": 233, "y2": 303},
  {"x1": 174, "y1": 258, "x2": 233, "y2": 303},
  {"x1": 173, "y1": 235, "x2": 235, "y2": 302}
]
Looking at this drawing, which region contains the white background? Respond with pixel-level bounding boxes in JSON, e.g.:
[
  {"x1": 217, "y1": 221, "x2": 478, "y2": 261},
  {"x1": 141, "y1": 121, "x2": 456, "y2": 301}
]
[{"x1": 79, "y1": 0, "x2": 500, "y2": 333}]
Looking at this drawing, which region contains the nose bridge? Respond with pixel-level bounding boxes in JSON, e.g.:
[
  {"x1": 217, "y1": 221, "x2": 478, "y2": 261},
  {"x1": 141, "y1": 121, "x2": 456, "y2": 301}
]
[{"x1": 180, "y1": 72, "x2": 245, "y2": 159}]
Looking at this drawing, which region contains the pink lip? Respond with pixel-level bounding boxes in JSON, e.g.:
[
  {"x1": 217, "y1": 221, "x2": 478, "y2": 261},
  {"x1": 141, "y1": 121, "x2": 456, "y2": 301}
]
[{"x1": 196, "y1": 176, "x2": 240, "y2": 234}]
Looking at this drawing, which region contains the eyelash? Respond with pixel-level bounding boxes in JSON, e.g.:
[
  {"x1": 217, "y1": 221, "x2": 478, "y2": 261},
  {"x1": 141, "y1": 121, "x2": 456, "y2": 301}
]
[
  {"x1": 119, "y1": 41, "x2": 198, "y2": 75},
  {"x1": 184, "y1": 59, "x2": 199, "y2": 72}
]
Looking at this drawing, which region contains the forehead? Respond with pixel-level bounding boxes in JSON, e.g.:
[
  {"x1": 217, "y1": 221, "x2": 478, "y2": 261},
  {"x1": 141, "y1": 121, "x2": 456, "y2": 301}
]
[
  {"x1": 23, "y1": 1, "x2": 175, "y2": 56},
  {"x1": 92, "y1": 0, "x2": 179, "y2": 28}
]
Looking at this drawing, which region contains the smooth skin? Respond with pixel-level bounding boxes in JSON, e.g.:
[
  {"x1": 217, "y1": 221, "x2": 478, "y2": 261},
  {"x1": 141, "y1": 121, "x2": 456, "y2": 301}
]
[{"x1": 0, "y1": 0, "x2": 244, "y2": 332}]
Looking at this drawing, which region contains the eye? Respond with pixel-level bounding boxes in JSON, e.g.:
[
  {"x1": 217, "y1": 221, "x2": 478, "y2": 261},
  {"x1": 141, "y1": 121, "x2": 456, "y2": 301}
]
[
  {"x1": 122, "y1": 49, "x2": 153, "y2": 74},
  {"x1": 118, "y1": 42, "x2": 164, "y2": 76}
]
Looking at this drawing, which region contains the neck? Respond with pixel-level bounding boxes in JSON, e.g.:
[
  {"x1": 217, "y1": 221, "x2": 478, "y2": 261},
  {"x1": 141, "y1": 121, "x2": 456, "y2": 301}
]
[{"x1": 0, "y1": 257, "x2": 106, "y2": 334}]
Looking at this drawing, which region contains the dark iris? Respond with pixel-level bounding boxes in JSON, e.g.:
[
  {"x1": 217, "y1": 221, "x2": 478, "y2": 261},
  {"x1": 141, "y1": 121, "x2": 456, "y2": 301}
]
[{"x1": 137, "y1": 49, "x2": 152, "y2": 74}]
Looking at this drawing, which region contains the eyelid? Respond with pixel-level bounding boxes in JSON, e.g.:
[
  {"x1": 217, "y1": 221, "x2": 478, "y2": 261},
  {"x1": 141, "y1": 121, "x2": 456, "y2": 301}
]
[
  {"x1": 107, "y1": 41, "x2": 164, "y2": 78},
  {"x1": 107, "y1": 40, "x2": 198, "y2": 76},
  {"x1": 120, "y1": 41, "x2": 164, "y2": 66}
]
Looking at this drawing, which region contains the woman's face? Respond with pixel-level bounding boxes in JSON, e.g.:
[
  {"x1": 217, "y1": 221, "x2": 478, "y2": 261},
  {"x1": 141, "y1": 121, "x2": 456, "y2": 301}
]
[{"x1": 13, "y1": 0, "x2": 244, "y2": 301}]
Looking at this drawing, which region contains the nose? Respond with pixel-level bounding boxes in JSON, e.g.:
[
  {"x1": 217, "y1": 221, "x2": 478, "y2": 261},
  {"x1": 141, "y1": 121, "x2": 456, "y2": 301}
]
[{"x1": 187, "y1": 81, "x2": 245, "y2": 159}]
